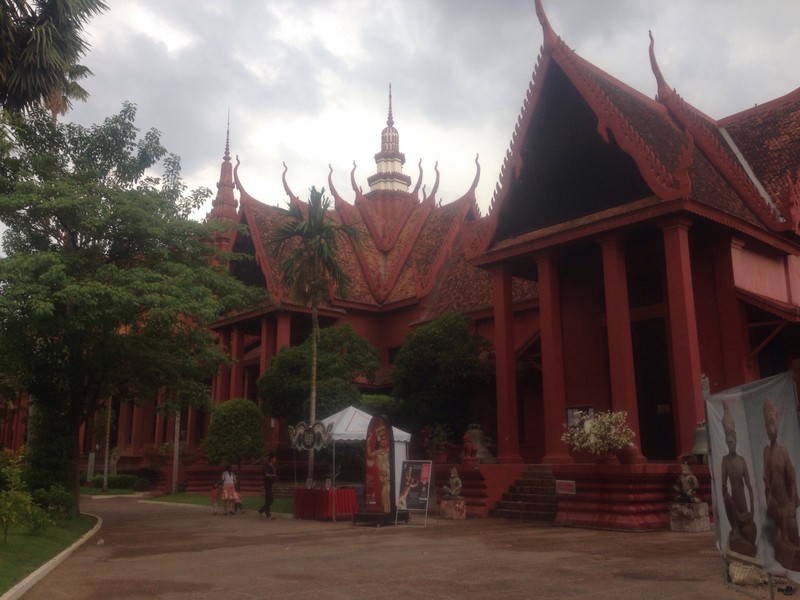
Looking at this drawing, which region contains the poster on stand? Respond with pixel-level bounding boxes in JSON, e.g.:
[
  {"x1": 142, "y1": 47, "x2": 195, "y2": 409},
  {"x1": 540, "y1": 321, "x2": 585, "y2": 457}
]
[
  {"x1": 397, "y1": 461, "x2": 432, "y2": 511},
  {"x1": 706, "y1": 371, "x2": 800, "y2": 578}
]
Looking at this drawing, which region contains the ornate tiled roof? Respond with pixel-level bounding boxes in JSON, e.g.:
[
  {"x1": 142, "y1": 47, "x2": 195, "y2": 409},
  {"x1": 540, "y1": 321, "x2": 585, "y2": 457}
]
[
  {"x1": 231, "y1": 160, "x2": 480, "y2": 312},
  {"x1": 424, "y1": 232, "x2": 537, "y2": 321},
  {"x1": 466, "y1": 0, "x2": 800, "y2": 258},
  {"x1": 721, "y1": 89, "x2": 800, "y2": 233}
]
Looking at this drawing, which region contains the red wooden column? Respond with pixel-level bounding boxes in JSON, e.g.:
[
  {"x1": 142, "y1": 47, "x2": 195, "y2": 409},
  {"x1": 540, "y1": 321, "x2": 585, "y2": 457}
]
[
  {"x1": 260, "y1": 317, "x2": 272, "y2": 374},
  {"x1": 537, "y1": 253, "x2": 571, "y2": 464},
  {"x1": 599, "y1": 234, "x2": 646, "y2": 462},
  {"x1": 492, "y1": 267, "x2": 522, "y2": 463},
  {"x1": 229, "y1": 325, "x2": 244, "y2": 399},
  {"x1": 260, "y1": 316, "x2": 280, "y2": 448},
  {"x1": 117, "y1": 400, "x2": 132, "y2": 450},
  {"x1": 185, "y1": 408, "x2": 196, "y2": 447},
  {"x1": 661, "y1": 218, "x2": 705, "y2": 458},
  {"x1": 276, "y1": 312, "x2": 291, "y2": 351},
  {"x1": 215, "y1": 329, "x2": 231, "y2": 402},
  {"x1": 712, "y1": 237, "x2": 748, "y2": 389},
  {"x1": 130, "y1": 404, "x2": 144, "y2": 452}
]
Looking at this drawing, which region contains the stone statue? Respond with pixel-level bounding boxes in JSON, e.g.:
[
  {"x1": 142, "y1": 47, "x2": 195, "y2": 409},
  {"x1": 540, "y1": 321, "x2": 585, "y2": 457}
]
[
  {"x1": 719, "y1": 400, "x2": 757, "y2": 557},
  {"x1": 442, "y1": 467, "x2": 463, "y2": 499},
  {"x1": 762, "y1": 398, "x2": 800, "y2": 569},
  {"x1": 674, "y1": 462, "x2": 701, "y2": 503},
  {"x1": 461, "y1": 431, "x2": 476, "y2": 461}
]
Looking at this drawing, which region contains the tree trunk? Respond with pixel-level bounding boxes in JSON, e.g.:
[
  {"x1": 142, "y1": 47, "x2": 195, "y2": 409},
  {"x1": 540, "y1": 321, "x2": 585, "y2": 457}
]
[
  {"x1": 102, "y1": 398, "x2": 112, "y2": 492},
  {"x1": 171, "y1": 409, "x2": 181, "y2": 494},
  {"x1": 306, "y1": 303, "x2": 319, "y2": 485},
  {"x1": 69, "y1": 411, "x2": 82, "y2": 516}
]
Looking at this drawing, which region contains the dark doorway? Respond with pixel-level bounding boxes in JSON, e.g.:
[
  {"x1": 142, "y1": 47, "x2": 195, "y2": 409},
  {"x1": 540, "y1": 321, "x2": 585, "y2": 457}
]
[{"x1": 631, "y1": 318, "x2": 676, "y2": 460}]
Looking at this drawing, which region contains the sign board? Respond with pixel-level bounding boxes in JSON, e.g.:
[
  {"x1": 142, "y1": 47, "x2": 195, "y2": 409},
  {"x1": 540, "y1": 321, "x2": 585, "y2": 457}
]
[
  {"x1": 555, "y1": 479, "x2": 576, "y2": 495},
  {"x1": 397, "y1": 461, "x2": 432, "y2": 510}
]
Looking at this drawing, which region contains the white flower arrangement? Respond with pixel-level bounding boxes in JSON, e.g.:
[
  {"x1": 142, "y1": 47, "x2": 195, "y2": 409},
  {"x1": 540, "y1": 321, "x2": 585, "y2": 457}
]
[{"x1": 561, "y1": 410, "x2": 635, "y2": 455}]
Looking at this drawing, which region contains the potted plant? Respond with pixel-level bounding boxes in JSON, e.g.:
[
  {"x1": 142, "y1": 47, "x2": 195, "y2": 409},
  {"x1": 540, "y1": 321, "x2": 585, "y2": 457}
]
[
  {"x1": 561, "y1": 410, "x2": 635, "y2": 463},
  {"x1": 423, "y1": 424, "x2": 452, "y2": 463}
]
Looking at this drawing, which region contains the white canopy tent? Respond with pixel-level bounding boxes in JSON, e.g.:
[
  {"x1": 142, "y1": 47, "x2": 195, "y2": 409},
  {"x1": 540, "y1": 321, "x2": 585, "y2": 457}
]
[{"x1": 321, "y1": 405, "x2": 411, "y2": 499}]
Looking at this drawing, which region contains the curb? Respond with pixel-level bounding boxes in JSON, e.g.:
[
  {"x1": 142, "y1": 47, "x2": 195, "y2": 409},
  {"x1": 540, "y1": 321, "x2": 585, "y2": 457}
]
[{"x1": 0, "y1": 513, "x2": 102, "y2": 600}]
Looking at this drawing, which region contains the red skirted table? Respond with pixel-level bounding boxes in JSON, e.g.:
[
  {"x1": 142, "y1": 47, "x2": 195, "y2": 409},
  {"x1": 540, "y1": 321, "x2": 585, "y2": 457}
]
[{"x1": 293, "y1": 488, "x2": 358, "y2": 520}]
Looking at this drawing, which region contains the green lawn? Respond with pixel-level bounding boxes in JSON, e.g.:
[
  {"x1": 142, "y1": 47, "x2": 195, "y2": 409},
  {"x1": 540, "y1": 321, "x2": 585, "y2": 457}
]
[
  {"x1": 155, "y1": 493, "x2": 294, "y2": 514},
  {"x1": 0, "y1": 515, "x2": 96, "y2": 595},
  {"x1": 79, "y1": 487, "x2": 137, "y2": 496}
]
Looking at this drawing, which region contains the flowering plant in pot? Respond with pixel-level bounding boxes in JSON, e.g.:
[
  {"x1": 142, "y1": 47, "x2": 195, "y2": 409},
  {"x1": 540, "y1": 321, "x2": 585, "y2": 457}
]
[
  {"x1": 423, "y1": 423, "x2": 452, "y2": 462},
  {"x1": 561, "y1": 410, "x2": 635, "y2": 458}
]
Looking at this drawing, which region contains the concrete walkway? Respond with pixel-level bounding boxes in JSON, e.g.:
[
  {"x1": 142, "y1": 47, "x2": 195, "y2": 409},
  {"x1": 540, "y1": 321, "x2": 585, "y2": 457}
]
[{"x1": 15, "y1": 497, "x2": 743, "y2": 599}]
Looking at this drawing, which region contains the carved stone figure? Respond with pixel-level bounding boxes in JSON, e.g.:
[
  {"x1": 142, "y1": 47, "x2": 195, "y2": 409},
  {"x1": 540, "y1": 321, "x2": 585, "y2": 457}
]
[
  {"x1": 442, "y1": 467, "x2": 462, "y2": 499},
  {"x1": 719, "y1": 400, "x2": 757, "y2": 557},
  {"x1": 674, "y1": 462, "x2": 701, "y2": 503},
  {"x1": 762, "y1": 398, "x2": 800, "y2": 569}
]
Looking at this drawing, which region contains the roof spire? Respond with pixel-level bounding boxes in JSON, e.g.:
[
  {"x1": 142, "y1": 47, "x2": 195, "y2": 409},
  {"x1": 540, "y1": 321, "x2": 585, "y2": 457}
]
[
  {"x1": 367, "y1": 85, "x2": 411, "y2": 192},
  {"x1": 387, "y1": 83, "x2": 394, "y2": 127},
  {"x1": 207, "y1": 114, "x2": 238, "y2": 225},
  {"x1": 224, "y1": 107, "x2": 231, "y2": 161}
]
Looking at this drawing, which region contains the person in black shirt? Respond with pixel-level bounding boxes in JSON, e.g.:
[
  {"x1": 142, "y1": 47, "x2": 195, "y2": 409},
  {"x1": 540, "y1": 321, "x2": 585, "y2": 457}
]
[{"x1": 258, "y1": 455, "x2": 278, "y2": 519}]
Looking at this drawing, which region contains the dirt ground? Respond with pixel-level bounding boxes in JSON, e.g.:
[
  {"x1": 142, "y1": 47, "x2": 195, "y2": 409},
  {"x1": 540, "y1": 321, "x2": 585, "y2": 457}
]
[{"x1": 17, "y1": 496, "x2": 743, "y2": 600}]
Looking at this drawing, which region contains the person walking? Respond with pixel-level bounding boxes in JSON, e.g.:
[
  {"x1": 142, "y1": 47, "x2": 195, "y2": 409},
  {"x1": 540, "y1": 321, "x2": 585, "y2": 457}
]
[
  {"x1": 221, "y1": 464, "x2": 237, "y2": 515},
  {"x1": 258, "y1": 455, "x2": 277, "y2": 519},
  {"x1": 210, "y1": 481, "x2": 220, "y2": 515}
]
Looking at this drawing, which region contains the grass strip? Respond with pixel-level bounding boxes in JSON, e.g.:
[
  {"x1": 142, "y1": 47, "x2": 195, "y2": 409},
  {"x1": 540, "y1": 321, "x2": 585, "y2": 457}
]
[
  {"x1": 0, "y1": 515, "x2": 95, "y2": 595},
  {"x1": 154, "y1": 492, "x2": 294, "y2": 514}
]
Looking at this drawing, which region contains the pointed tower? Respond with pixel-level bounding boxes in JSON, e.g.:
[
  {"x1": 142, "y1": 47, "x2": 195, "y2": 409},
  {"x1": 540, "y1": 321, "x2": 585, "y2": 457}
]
[
  {"x1": 367, "y1": 85, "x2": 412, "y2": 192},
  {"x1": 206, "y1": 118, "x2": 239, "y2": 250}
]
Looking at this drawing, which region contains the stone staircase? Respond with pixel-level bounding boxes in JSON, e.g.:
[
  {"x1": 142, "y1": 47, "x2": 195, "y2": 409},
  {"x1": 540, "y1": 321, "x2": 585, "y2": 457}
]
[
  {"x1": 489, "y1": 464, "x2": 558, "y2": 522},
  {"x1": 433, "y1": 464, "x2": 490, "y2": 517}
]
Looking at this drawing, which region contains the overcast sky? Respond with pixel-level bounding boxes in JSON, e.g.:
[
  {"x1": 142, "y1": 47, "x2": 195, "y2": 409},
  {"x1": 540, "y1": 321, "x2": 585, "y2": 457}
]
[{"x1": 66, "y1": 1, "x2": 800, "y2": 217}]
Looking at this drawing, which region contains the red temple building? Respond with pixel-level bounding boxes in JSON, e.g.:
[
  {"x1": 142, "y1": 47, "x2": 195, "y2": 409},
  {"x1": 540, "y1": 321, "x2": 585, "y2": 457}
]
[{"x1": 3, "y1": 1, "x2": 800, "y2": 528}]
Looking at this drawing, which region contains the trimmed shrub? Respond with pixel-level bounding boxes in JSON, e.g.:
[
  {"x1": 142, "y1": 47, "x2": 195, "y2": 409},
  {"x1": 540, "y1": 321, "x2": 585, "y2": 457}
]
[
  {"x1": 32, "y1": 485, "x2": 73, "y2": 518},
  {"x1": 91, "y1": 474, "x2": 138, "y2": 489},
  {"x1": 26, "y1": 504, "x2": 54, "y2": 533}
]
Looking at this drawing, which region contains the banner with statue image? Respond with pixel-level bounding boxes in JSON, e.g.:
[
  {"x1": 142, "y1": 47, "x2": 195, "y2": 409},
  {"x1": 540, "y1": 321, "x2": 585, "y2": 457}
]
[{"x1": 706, "y1": 371, "x2": 800, "y2": 578}]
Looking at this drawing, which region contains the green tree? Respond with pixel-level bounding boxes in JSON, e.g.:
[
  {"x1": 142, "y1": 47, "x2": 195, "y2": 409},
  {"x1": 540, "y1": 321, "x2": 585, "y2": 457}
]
[
  {"x1": 203, "y1": 398, "x2": 266, "y2": 470},
  {"x1": 0, "y1": 104, "x2": 265, "y2": 512},
  {"x1": 359, "y1": 394, "x2": 404, "y2": 426},
  {"x1": 258, "y1": 323, "x2": 378, "y2": 423},
  {"x1": 392, "y1": 313, "x2": 491, "y2": 434},
  {"x1": 0, "y1": 0, "x2": 107, "y2": 113},
  {"x1": 271, "y1": 186, "x2": 359, "y2": 481},
  {"x1": 0, "y1": 453, "x2": 34, "y2": 544}
]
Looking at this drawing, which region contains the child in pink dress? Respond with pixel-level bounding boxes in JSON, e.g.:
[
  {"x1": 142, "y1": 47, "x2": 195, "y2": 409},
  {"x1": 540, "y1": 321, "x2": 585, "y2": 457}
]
[
  {"x1": 233, "y1": 488, "x2": 245, "y2": 514},
  {"x1": 210, "y1": 481, "x2": 220, "y2": 515}
]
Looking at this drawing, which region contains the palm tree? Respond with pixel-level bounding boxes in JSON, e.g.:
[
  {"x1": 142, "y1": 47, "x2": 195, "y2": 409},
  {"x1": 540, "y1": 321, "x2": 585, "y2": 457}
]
[
  {"x1": 0, "y1": 0, "x2": 106, "y2": 113},
  {"x1": 272, "y1": 186, "x2": 358, "y2": 482}
]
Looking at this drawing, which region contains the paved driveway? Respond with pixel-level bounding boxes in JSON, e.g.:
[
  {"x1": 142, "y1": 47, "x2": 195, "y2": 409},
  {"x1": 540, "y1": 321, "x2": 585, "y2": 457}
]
[{"x1": 18, "y1": 497, "x2": 743, "y2": 599}]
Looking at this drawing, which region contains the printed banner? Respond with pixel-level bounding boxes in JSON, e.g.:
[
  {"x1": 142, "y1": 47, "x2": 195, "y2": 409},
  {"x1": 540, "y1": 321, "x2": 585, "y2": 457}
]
[
  {"x1": 364, "y1": 415, "x2": 394, "y2": 514},
  {"x1": 707, "y1": 371, "x2": 800, "y2": 578},
  {"x1": 397, "y1": 461, "x2": 432, "y2": 510}
]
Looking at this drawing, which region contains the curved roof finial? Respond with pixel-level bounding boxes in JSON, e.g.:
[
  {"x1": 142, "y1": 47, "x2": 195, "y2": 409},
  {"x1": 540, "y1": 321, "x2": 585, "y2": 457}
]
[
  {"x1": 412, "y1": 158, "x2": 423, "y2": 197},
  {"x1": 535, "y1": 0, "x2": 559, "y2": 54},
  {"x1": 430, "y1": 161, "x2": 440, "y2": 198},
  {"x1": 649, "y1": 30, "x2": 674, "y2": 103},
  {"x1": 281, "y1": 162, "x2": 299, "y2": 203},
  {"x1": 469, "y1": 154, "x2": 481, "y2": 193}
]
